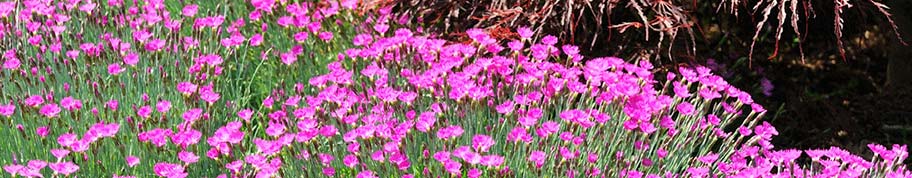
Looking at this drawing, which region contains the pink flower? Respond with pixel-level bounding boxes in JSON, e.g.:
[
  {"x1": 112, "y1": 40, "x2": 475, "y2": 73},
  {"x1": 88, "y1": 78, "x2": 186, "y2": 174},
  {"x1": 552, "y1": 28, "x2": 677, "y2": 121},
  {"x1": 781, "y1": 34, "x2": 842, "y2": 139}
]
[
  {"x1": 472, "y1": 134, "x2": 494, "y2": 152},
  {"x1": 321, "y1": 166, "x2": 336, "y2": 176},
  {"x1": 254, "y1": 138, "x2": 282, "y2": 155},
  {"x1": 49, "y1": 162, "x2": 79, "y2": 175},
  {"x1": 443, "y1": 160, "x2": 461, "y2": 174},
  {"x1": 237, "y1": 109, "x2": 253, "y2": 121},
  {"x1": 137, "y1": 105, "x2": 153, "y2": 118},
  {"x1": 199, "y1": 84, "x2": 220, "y2": 104},
  {"x1": 517, "y1": 27, "x2": 533, "y2": 40},
  {"x1": 24, "y1": 95, "x2": 44, "y2": 107},
  {"x1": 153, "y1": 162, "x2": 187, "y2": 178},
  {"x1": 106, "y1": 99, "x2": 119, "y2": 111},
  {"x1": 176, "y1": 82, "x2": 198, "y2": 95},
  {"x1": 518, "y1": 108, "x2": 542, "y2": 127},
  {"x1": 343, "y1": 154, "x2": 359, "y2": 167},
  {"x1": 356, "y1": 170, "x2": 378, "y2": 178},
  {"x1": 40, "y1": 103, "x2": 61, "y2": 118},
  {"x1": 51, "y1": 149, "x2": 71, "y2": 160},
  {"x1": 35, "y1": 126, "x2": 50, "y2": 138},
  {"x1": 280, "y1": 52, "x2": 297, "y2": 65},
  {"x1": 673, "y1": 81, "x2": 691, "y2": 98},
  {"x1": 60, "y1": 97, "x2": 82, "y2": 111},
  {"x1": 171, "y1": 129, "x2": 202, "y2": 147},
  {"x1": 108, "y1": 63, "x2": 125, "y2": 75},
  {"x1": 353, "y1": 34, "x2": 373, "y2": 46},
  {"x1": 436, "y1": 125, "x2": 464, "y2": 140},
  {"x1": 507, "y1": 127, "x2": 532, "y2": 143},
  {"x1": 157, "y1": 100, "x2": 172, "y2": 113},
  {"x1": 2, "y1": 58, "x2": 19, "y2": 70},
  {"x1": 138, "y1": 128, "x2": 173, "y2": 147},
  {"x1": 265, "y1": 122, "x2": 285, "y2": 136},
  {"x1": 124, "y1": 52, "x2": 139, "y2": 66},
  {"x1": 676, "y1": 102, "x2": 695, "y2": 115},
  {"x1": 416, "y1": 112, "x2": 436, "y2": 132},
  {"x1": 249, "y1": 33, "x2": 263, "y2": 46},
  {"x1": 182, "y1": 5, "x2": 198, "y2": 17},
  {"x1": 226, "y1": 160, "x2": 243, "y2": 172},
  {"x1": 318, "y1": 153, "x2": 334, "y2": 165},
  {"x1": 495, "y1": 101, "x2": 514, "y2": 114},
  {"x1": 181, "y1": 108, "x2": 203, "y2": 123},
  {"x1": 178, "y1": 151, "x2": 199, "y2": 164},
  {"x1": 145, "y1": 39, "x2": 165, "y2": 52},
  {"x1": 529, "y1": 151, "x2": 546, "y2": 168},
  {"x1": 0, "y1": 104, "x2": 15, "y2": 117},
  {"x1": 251, "y1": 0, "x2": 276, "y2": 12},
  {"x1": 126, "y1": 156, "x2": 140, "y2": 167},
  {"x1": 319, "y1": 32, "x2": 334, "y2": 42},
  {"x1": 3, "y1": 164, "x2": 23, "y2": 176}
]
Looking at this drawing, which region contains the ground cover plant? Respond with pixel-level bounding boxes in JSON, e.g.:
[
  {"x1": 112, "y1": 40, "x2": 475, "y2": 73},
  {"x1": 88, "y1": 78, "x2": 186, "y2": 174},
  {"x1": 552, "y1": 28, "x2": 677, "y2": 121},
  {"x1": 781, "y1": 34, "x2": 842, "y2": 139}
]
[{"x1": 0, "y1": 0, "x2": 909, "y2": 177}]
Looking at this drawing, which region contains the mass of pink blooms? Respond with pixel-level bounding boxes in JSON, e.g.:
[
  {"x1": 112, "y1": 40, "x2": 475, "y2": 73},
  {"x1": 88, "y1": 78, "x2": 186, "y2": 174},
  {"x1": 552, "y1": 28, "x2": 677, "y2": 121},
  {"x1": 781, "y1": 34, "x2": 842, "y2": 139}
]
[{"x1": 0, "y1": 0, "x2": 909, "y2": 177}]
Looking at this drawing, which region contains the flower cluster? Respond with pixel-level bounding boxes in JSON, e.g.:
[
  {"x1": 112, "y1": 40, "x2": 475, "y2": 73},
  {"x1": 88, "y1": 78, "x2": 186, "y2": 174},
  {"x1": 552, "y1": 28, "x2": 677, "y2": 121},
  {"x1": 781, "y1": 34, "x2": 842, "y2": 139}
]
[{"x1": 0, "y1": 0, "x2": 908, "y2": 177}]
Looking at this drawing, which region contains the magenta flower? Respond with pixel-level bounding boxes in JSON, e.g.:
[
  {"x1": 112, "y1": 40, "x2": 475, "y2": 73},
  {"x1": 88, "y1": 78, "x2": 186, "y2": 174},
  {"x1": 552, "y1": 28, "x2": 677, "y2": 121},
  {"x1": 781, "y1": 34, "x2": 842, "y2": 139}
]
[
  {"x1": 507, "y1": 127, "x2": 533, "y2": 143},
  {"x1": 35, "y1": 126, "x2": 49, "y2": 137},
  {"x1": 145, "y1": 39, "x2": 165, "y2": 52},
  {"x1": 280, "y1": 52, "x2": 297, "y2": 65},
  {"x1": 157, "y1": 100, "x2": 172, "y2": 113},
  {"x1": 182, "y1": 108, "x2": 203, "y2": 123},
  {"x1": 0, "y1": 103, "x2": 14, "y2": 117},
  {"x1": 443, "y1": 160, "x2": 461, "y2": 174},
  {"x1": 319, "y1": 31, "x2": 334, "y2": 42},
  {"x1": 356, "y1": 170, "x2": 378, "y2": 178},
  {"x1": 2, "y1": 58, "x2": 19, "y2": 70},
  {"x1": 51, "y1": 149, "x2": 70, "y2": 160},
  {"x1": 182, "y1": 4, "x2": 198, "y2": 17},
  {"x1": 226, "y1": 160, "x2": 243, "y2": 173},
  {"x1": 343, "y1": 154, "x2": 359, "y2": 167},
  {"x1": 126, "y1": 156, "x2": 140, "y2": 167},
  {"x1": 495, "y1": 101, "x2": 515, "y2": 114},
  {"x1": 416, "y1": 112, "x2": 437, "y2": 132},
  {"x1": 49, "y1": 162, "x2": 79, "y2": 175},
  {"x1": 517, "y1": 27, "x2": 533, "y2": 40},
  {"x1": 59, "y1": 97, "x2": 82, "y2": 111},
  {"x1": 529, "y1": 151, "x2": 546, "y2": 168},
  {"x1": 254, "y1": 138, "x2": 282, "y2": 155},
  {"x1": 178, "y1": 151, "x2": 199, "y2": 164},
  {"x1": 250, "y1": 33, "x2": 263, "y2": 46},
  {"x1": 39, "y1": 103, "x2": 61, "y2": 118},
  {"x1": 106, "y1": 99, "x2": 119, "y2": 111},
  {"x1": 237, "y1": 109, "x2": 254, "y2": 121},
  {"x1": 265, "y1": 122, "x2": 286, "y2": 137},
  {"x1": 250, "y1": 0, "x2": 275, "y2": 12},
  {"x1": 353, "y1": 34, "x2": 373, "y2": 46},
  {"x1": 472, "y1": 134, "x2": 495, "y2": 152},
  {"x1": 318, "y1": 153, "x2": 334, "y2": 165},
  {"x1": 199, "y1": 84, "x2": 221, "y2": 104},
  {"x1": 676, "y1": 102, "x2": 695, "y2": 115},
  {"x1": 153, "y1": 162, "x2": 187, "y2": 178},
  {"x1": 124, "y1": 52, "x2": 139, "y2": 66},
  {"x1": 176, "y1": 82, "x2": 198, "y2": 95},
  {"x1": 138, "y1": 128, "x2": 173, "y2": 147},
  {"x1": 24, "y1": 95, "x2": 44, "y2": 107},
  {"x1": 323, "y1": 167, "x2": 336, "y2": 176},
  {"x1": 436, "y1": 125, "x2": 464, "y2": 140},
  {"x1": 171, "y1": 129, "x2": 203, "y2": 147},
  {"x1": 137, "y1": 105, "x2": 153, "y2": 118},
  {"x1": 108, "y1": 63, "x2": 125, "y2": 75},
  {"x1": 3, "y1": 164, "x2": 23, "y2": 176},
  {"x1": 208, "y1": 121, "x2": 244, "y2": 145}
]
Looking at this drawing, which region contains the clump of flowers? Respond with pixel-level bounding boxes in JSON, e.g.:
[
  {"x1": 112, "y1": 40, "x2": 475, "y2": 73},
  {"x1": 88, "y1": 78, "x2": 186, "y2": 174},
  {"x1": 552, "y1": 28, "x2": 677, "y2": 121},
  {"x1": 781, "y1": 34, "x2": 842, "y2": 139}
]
[{"x1": 0, "y1": 0, "x2": 907, "y2": 177}]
